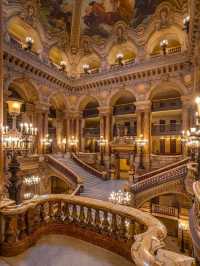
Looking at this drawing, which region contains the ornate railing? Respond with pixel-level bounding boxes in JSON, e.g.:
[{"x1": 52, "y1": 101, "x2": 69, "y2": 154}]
[
  {"x1": 71, "y1": 153, "x2": 107, "y2": 180},
  {"x1": 189, "y1": 181, "x2": 200, "y2": 263},
  {"x1": 136, "y1": 158, "x2": 188, "y2": 182},
  {"x1": 113, "y1": 103, "x2": 136, "y2": 115},
  {"x1": 131, "y1": 164, "x2": 187, "y2": 194},
  {"x1": 45, "y1": 155, "x2": 82, "y2": 186},
  {"x1": 0, "y1": 195, "x2": 194, "y2": 265},
  {"x1": 83, "y1": 108, "x2": 99, "y2": 118},
  {"x1": 151, "y1": 204, "x2": 179, "y2": 218},
  {"x1": 83, "y1": 127, "x2": 100, "y2": 137},
  {"x1": 151, "y1": 123, "x2": 182, "y2": 136}
]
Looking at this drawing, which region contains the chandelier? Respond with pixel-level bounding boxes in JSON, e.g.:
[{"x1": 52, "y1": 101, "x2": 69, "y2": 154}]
[{"x1": 108, "y1": 190, "x2": 132, "y2": 205}]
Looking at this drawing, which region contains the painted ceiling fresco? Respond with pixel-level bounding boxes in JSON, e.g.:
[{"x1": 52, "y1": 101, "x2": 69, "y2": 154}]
[
  {"x1": 81, "y1": 0, "x2": 185, "y2": 38},
  {"x1": 39, "y1": 0, "x2": 73, "y2": 36}
]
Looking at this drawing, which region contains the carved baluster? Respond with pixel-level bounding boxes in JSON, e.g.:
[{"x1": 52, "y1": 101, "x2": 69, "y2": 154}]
[
  {"x1": 111, "y1": 213, "x2": 118, "y2": 238},
  {"x1": 40, "y1": 203, "x2": 46, "y2": 224},
  {"x1": 4, "y1": 215, "x2": 17, "y2": 243},
  {"x1": 64, "y1": 202, "x2": 71, "y2": 223},
  {"x1": 119, "y1": 216, "x2": 126, "y2": 239},
  {"x1": 49, "y1": 201, "x2": 55, "y2": 222},
  {"x1": 18, "y1": 212, "x2": 27, "y2": 240},
  {"x1": 27, "y1": 208, "x2": 36, "y2": 234},
  {"x1": 86, "y1": 208, "x2": 93, "y2": 227},
  {"x1": 79, "y1": 205, "x2": 85, "y2": 226},
  {"x1": 94, "y1": 209, "x2": 101, "y2": 232},
  {"x1": 128, "y1": 219, "x2": 135, "y2": 241},
  {"x1": 102, "y1": 211, "x2": 109, "y2": 234},
  {"x1": 55, "y1": 200, "x2": 62, "y2": 222},
  {"x1": 72, "y1": 204, "x2": 78, "y2": 223},
  {"x1": 34, "y1": 205, "x2": 41, "y2": 228}
]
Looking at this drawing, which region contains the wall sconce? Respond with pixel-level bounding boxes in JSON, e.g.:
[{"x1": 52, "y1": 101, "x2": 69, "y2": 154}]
[
  {"x1": 83, "y1": 64, "x2": 90, "y2": 74},
  {"x1": 160, "y1": 39, "x2": 168, "y2": 55},
  {"x1": 60, "y1": 61, "x2": 67, "y2": 71},
  {"x1": 116, "y1": 52, "x2": 124, "y2": 66},
  {"x1": 183, "y1": 15, "x2": 190, "y2": 34},
  {"x1": 25, "y1": 36, "x2": 34, "y2": 51}
]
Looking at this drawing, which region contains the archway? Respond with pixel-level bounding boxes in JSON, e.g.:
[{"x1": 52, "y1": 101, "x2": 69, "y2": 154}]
[{"x1": 50, "y1": 176, "x2": 70, "y2": 194}]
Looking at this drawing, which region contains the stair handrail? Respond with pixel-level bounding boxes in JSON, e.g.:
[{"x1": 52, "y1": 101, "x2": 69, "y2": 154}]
[
  {"x1": 45, "y1": 154, "x2": 83, "y2": 185},
  {"x1": 71, "y1": 152, "x2": 107, "y2": 180},
  {"x1": 137, "y1": 157, "x2": 189, "y2": 182},
  {"x1": 132, "y1": 163, "x2": 187, "y2": 194}
]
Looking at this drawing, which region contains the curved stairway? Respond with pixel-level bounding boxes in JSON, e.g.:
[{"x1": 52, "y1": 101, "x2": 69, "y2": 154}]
[{"x1": 52, "y1": 153, "x2": 127, "y2": 201}]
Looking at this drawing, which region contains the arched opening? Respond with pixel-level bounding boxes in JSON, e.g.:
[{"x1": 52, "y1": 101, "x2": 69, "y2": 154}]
[
  {"x1": 140, "y1": 193, "x2": 192, "y2": 251},
  {"x1": 108, "y1": 41, "x2": 137, "y2": 68},
  {"x1": 49, "y1": 93, "x2": 67, "y2": 152},
  {"x1": 7, "y1": 16, "x2": 43, "y2": 54},
  {"x1": 80, "y1": 97, "x2": 100, "y2": 153},
  {"x1": 150, "y1": 87, "x2": 182, "y2": 156},
  {"x1": 49, "y1": 46, "x2": 69, "y2": 72},
  {"x1": 147, "y1": 26, "x2": 186, "y2": 57},
  {"x1": 50, "y1": 176, "x2": 70, "y2": 194},
  {"x1": 78, "y1": 53, "x2": 101, "y2": 76},
  {"x1": 109, "y1": 91, "x2": 136, "y2": 179}
]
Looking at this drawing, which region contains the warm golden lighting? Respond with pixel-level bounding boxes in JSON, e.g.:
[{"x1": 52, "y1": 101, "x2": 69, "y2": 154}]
[{"x1": 6, "y1": 100, "x2": 23, "y2": 115}]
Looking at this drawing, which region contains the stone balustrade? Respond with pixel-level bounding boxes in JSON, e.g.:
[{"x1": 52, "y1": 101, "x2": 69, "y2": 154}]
[
  {"x1": 0, "y1": 194, "x2": 194, "y2": 265},
  {"x1": 132, "y1": 164, "x2": 187, "y2": 194},
  {"x1": 189, "y1": 181, "x2": 200, "y2": 263},
  {"x1": 45, "y1": 155, "x2": 83, "y2": 187},
  {"x1": 151, "y1": 204, "x2": 179, "y2": 218}
]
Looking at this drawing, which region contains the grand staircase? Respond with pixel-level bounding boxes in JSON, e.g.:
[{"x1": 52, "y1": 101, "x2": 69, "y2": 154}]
[{"x1": 52, "y1": 153, "x2": 127, "y2": 201}]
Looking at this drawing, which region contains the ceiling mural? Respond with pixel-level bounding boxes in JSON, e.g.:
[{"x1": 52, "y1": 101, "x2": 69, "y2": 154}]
[
  {"x1": 81, "y1": 0, "x2": 186, "y2": 38},
  {"x1": 39, "y1": 0, "x2": 73, "y2": 37}
]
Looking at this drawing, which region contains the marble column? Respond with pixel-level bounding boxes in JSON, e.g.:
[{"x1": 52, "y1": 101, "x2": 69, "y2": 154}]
[
  {"x1": 80, "y1": 115, "x2": 85, "y2": 152},
  {"x1": 76, "y1": 115, "x2": 80, "y2": 151},
  {"x1": 0, "y1": 0, "x2": 4, "y2": 197}
]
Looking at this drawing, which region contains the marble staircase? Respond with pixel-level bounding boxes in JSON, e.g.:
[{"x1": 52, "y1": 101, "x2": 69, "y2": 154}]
[{"x1": 52, "y1": 153, "x2": 127, "y2": 201}]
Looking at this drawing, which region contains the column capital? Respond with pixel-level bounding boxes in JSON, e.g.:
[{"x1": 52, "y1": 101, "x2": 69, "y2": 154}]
[
  {"x1": 35, "y1": 101, "x2": 50, "y2": 112},
  {"x1": 135, "y1": 100, "x2": 151, "y2": 112},
  {"x1": 98, "y1": 106, "x2": 112, "y2": 116}
]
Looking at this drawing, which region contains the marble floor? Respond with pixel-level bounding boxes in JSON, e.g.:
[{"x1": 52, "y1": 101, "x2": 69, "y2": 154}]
[{"x1": 0, "y1": 235, "x2": 133, "y2": 266}]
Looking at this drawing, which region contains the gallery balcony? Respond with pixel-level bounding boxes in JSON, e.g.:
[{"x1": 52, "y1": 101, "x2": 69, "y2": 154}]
[
  {"x1": 113, "y1": 103, "x2": 136, "y2": 115},
  {"x1": 83, "y1": 127, "x2": 100, "y2": 137},
  {"x1": 151, "y1": 123, "x2": 182, "y2": 136},
  {"x1": 83, "y1": 108, "x2": 99, "y2": 118},
  {"x1": 152, "y1": 98, "x2": 182, "y2": 112}
]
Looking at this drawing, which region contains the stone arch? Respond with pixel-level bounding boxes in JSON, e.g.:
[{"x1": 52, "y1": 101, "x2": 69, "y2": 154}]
[
  {"x1": 7, "y1": 16, "x2": 43, "y2": 53},
  {"x1": 107, "y1": 40, "x2": 138, "y2": 65},
  {"x1": 77, "y1": 53, "x2": 101, "y2": 74},
  {"x1": 49, "y1": 91, "x2": 69, "y2": 111},
  {"x1": 78, "y1": 95, "x2": 101, "y2": 111},
  {"x1": 146, "y1": 80, "x2": 188, "y2": 101},
  {"x1": 146, "y1": 25, "x2": 187, "y2": 56},
  {"x1": 49, "y1": 46, "x2": 69, "y2": 72},
  {"x1": 7, "y1": 78, "x2": 41, "y2": 103},
  {"x1": 137, "y1": 191, "x2": 191, "y2": 209},
  {"x1": 108, "y1": 89, "x2": 136, "y2": 107}
]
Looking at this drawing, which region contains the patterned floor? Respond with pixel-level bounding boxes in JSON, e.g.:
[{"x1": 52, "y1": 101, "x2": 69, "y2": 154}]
[
  {"x1": 53, "y1": 153, "x2": 127, "y2": 201},
  {"x1": 0, "y1": 235, "x2": 133, "y2": 266}
]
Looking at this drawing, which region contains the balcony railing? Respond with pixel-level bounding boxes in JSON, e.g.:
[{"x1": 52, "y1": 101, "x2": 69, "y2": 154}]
[
  {"x1": 83, "y1": 127, "x2": 100, "y2": 137},
  {"x1": 113, "y1": 126, "x2": 137, "y2": 138},
  {"x1": 83, "y1": 108, "x2": 99, "y2": 118},
  {"x1": 113, "y1": 103, "x2": 136, "y2": 115},
  {"x1": 152, "y1": 98, "x2": 182, "y2": 112},
  {"x1": 151, "y1": 123, "x2": 182, "y2": 136},
  {"x1": 151, "y1": 204, "x2": 179, "y2": 218}
]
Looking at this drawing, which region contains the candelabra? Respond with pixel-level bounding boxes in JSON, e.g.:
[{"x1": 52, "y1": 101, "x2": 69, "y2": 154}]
[
  {"x1": 135, "y1": 134, "x2": 148, "y2": 170},
  {"x1": 109, "y1": 190, "x2": 132, "y2": 205},
  {"x1": 23, "y1": 175, "x2": 40, "y2": 200},
  {"x1": 68, "y1": 136, "x2": 78, "y2": 153},
  {"x1": 160, "y1": 39, "x2": 168, "y2": 55},
  {"x1": 97, "y1": 136, "x2": 107, "y2": 166},
  {"x1": 179, "y1": 220, "x2": 188, "y2": 253},
  {"x1": 3, "y1": 99, "x2": 38, "y2": 204},
  {"x1": 41, "y1": 134, "x2": 53, "y2": 154}
]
